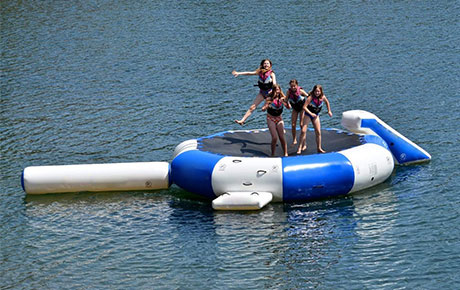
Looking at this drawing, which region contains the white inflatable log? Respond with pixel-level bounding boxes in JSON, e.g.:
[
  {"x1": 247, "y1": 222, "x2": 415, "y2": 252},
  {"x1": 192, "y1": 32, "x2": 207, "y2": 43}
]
[
  {"x1": 339, "y1": 143, "x2": 394, "y2": 193},
  {"x1": 22, "y1": 162, "x2": 170, "y2": 194}
]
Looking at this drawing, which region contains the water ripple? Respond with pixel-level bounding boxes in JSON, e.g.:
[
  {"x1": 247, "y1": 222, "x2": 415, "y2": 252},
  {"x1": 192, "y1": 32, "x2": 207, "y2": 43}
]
[{"x1": 1, "y1": 0, "x2": 459, "y2": 289}]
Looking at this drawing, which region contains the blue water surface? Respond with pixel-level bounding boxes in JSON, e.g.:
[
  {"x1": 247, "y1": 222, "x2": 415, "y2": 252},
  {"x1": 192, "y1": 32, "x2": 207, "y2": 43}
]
[{"x1": 1, "y1": 1, "x2": 459, "y2": 289}]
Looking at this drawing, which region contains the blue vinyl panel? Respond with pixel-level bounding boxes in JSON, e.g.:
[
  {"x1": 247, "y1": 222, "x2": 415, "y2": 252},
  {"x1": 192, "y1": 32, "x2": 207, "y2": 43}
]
[
  {"x1": 282, "y1": 153, "x2": 355, "y2": 201},
  {"x1": 361, "y1": 119, "x2": 430, "y2": 164},
  {"x1": 171, "y1": 150, "x2": 223, "y2": 199}
]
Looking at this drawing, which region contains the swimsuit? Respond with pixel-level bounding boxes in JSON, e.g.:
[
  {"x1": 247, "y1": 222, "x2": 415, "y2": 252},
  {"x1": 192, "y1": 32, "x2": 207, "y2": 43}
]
[
  {"x1": 288, "y1": 87, "x2": 306, "y2": 112},
  {"x1": 267, "y1": 114, "x2": 283, "y2": 124},
  {"x1": 306, "y1": 97, "x2": 323, "y2": 120},
  {"x1": 267, "y1": 98, "x2": 283, "y2": 116},
  {"x1": 266, "y1": 99, "x2": 284, "y2": 124},
  {"x1": 256, "y1": 70, "x2": 273, "y2": 98}
]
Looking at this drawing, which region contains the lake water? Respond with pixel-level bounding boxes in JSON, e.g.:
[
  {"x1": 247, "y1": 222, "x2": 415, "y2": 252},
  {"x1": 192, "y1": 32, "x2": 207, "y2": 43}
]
[{"x1": 1, "y1": 0, "x2": 459, "y2": 289}]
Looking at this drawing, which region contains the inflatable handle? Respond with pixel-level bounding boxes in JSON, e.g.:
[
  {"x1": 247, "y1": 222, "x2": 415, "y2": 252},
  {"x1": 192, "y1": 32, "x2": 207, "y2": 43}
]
[{"x1": 212, "y1": 191, "x2": 273, "y2": 210}]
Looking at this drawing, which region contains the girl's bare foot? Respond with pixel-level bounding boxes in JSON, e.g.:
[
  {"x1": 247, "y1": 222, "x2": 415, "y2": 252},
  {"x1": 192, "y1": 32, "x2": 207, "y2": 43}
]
[
  {"x1": 235, "y1": 120, "x2": 244, "y2": 125},
  {"x1": 317, "y1": 148, "x2": 326, "y2": 153},
  {"x1": 292, "y1": 139, "x2": 297, "y2": 145},
  {"x1": 297, "y1": 145, "x2": 307, "y2": 154}
]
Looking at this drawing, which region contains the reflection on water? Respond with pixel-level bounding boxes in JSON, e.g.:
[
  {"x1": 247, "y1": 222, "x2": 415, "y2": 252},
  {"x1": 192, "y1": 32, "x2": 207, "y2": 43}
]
[
  {"x1": 353, "y1": 187, "x2": 398, "y2": 239},
  {"x1": 351, "y1": 187, "x2": 399, "y2": 288},
  {"x1": 273, "y1": 199, "x2": 358, "y2": 288}
]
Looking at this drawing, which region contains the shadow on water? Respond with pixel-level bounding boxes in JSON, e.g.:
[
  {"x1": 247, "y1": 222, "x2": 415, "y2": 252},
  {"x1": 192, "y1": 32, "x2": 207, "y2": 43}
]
[{"x1": 388, "y1": 164, "x2": 425, "y2": 185}]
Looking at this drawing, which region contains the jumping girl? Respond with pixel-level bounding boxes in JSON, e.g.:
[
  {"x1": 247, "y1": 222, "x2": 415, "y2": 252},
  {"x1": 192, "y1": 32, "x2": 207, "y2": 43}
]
[
  {"x1": 261, "y1": 84, "x2": 290, "y2": 157},
  {"x1": 232, "y1": 59, "x2": 277, "y2": 125},
  {"x1": 286, "y1": 79, "x2": 309, "y2": 146},
  {"x1": 297, "y1": 84, "x2": 332, "y2": 154}
]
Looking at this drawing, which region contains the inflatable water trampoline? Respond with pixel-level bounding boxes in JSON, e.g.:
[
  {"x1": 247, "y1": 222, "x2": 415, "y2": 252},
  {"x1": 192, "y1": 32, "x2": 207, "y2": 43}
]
[{"x1": 22, "y1": 110, "x2": 431, "y2": 210}]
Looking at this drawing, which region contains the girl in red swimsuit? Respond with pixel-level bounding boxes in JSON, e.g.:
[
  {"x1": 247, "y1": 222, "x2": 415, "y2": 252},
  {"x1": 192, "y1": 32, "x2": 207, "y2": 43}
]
[{"x1": 261, "y1": 84, "x2": 290, "y2": 157}]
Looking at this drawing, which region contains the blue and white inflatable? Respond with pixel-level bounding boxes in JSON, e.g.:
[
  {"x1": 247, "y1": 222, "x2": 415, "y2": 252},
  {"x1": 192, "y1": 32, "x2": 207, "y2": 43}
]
[{"x1": 22, "y1": 110, "x2": 431, "y2": 210}]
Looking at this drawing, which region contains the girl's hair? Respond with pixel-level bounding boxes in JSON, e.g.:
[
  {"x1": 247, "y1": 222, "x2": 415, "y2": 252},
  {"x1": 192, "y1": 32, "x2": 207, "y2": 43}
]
[
  {"x1": 257, "y1": 59, "x2": 273, "y2": 74},
  {"x1": 267, "y1": 84, "x2": 286, "y2": 100},
  {"x1": 289, "y1": 79, "x2": 298, "y2": 86},
  {"x1": 310, "y1": 84, "x2": 324, "y2": 98}
]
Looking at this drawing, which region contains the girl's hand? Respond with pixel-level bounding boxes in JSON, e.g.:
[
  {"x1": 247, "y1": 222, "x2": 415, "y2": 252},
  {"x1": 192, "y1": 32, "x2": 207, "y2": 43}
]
[
  {"x1": 328, "y1": 111, "x2": 333, "y2": 117},
  {"x1": 310, "y1": 113, "x2": 317, "y2": 119},
  {"x1": 232, "y1": 70, "x2": 238, "y2": 77},
  {"x1": 261, "y1": 100, "x2": 270, "y2": 111}
]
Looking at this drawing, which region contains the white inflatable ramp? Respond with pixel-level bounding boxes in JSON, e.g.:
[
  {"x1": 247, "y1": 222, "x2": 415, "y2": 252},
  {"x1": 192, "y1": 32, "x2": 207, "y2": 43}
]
[
  {"x1": 212, "y1": 192, "x2": 273, "y2": 210},
  {"x1": 22, "y1": 162, "x2": 170, "y2": 194},
  {"x1": 341, "y1": 110, "x2": 431, "y2": 165}
]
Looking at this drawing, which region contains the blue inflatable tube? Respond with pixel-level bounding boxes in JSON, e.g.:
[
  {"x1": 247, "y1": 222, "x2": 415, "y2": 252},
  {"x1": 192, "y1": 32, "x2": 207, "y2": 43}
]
[
  {"x1": 171, "y1": 150, "x2": 223, "y2": 199},
  {"x1": 282, "y1": 153, "x2": 355, "y2": 201},
  {"x1": 171, "y1": 128, "x2": 395, "y2": 202},
  {"x1": 342, "y1": 110, "x2": 431, "y2": 165}
]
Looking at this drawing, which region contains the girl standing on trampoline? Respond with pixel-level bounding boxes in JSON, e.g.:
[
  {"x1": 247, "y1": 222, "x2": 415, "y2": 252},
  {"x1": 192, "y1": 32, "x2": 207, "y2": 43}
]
[
  {"x1": 261, "y1": 84, "x2": 290, "y2": 157},
  {"x1": 286, "y1": 79, "x2": 309, "y2": 146},
  {"x1": 232, "y1": 59, "x2": 276, "y2": 125},
  {"x1": 297, "y1": 84, "x2": 333, "y2": 154}
]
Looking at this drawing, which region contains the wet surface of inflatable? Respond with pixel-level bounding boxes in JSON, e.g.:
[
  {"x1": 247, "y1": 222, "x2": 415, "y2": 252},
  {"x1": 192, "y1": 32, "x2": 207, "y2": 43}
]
[{"x1": 198, "y1": 129, "x2": 363, "y2": 157}]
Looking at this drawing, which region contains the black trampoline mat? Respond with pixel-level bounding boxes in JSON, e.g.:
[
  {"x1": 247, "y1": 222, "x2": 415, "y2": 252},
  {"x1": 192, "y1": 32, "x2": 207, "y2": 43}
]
[{"x1": 198, "y1": 129, "x2": 363, "y2": 157}]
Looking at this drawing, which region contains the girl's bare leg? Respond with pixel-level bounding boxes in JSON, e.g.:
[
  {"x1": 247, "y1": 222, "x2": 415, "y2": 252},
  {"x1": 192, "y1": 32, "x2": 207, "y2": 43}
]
[
  {"x1": 235, "y1": 93, "x2": 265, "y2": 125},
  {"x1": 299, "y1": 111, "x2": 306, "y2": 150},
  {"x1": 312, "y1": 116, "x2": 325, "y2": 153},
  {"x1": 291, "y1": 110, "x2": 298, "y2": 145},
  {"x1": 267, "y1": 118, "x2": 278, "y2": 156},
  {"x1": 277, "y1": 121, "x2": 288, "y2": 157},
  {"x1": 297, "y1": 117, "x2": 310, "y2": 154}
]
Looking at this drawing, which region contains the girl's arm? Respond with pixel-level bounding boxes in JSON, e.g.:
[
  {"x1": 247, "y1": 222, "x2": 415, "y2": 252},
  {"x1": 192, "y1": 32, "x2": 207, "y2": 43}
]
[
  {"x1": 285, "y1": 89, "x2": 290, "y2": 98},
  {"x1": 270, "y1": 72, "x2": 277, "y2": 84},
  {"x1": 303, "y1": 96, "x2": 317, "y2": 118},
  {"x1": 284, "y1": 99, "x2": 291, "y2": 110},
  {"x1": 232, "y1": 70, "x2": 258, "y2": 77},
  {"x1": 323, "y1": 96, "x2": 333, "y2": 117},
  {"x1": 281, "y1": 93, "x2": 291, "y2": 109},
  {"x1": 285, "y1": 89, "x2": 293, "y2": 109},
  {"x1": 299, "y1": 88, "x2": 309, "y2": 96},
  {"x1": 261, "y1": 98, "x2": 271, "y2": 111}
]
